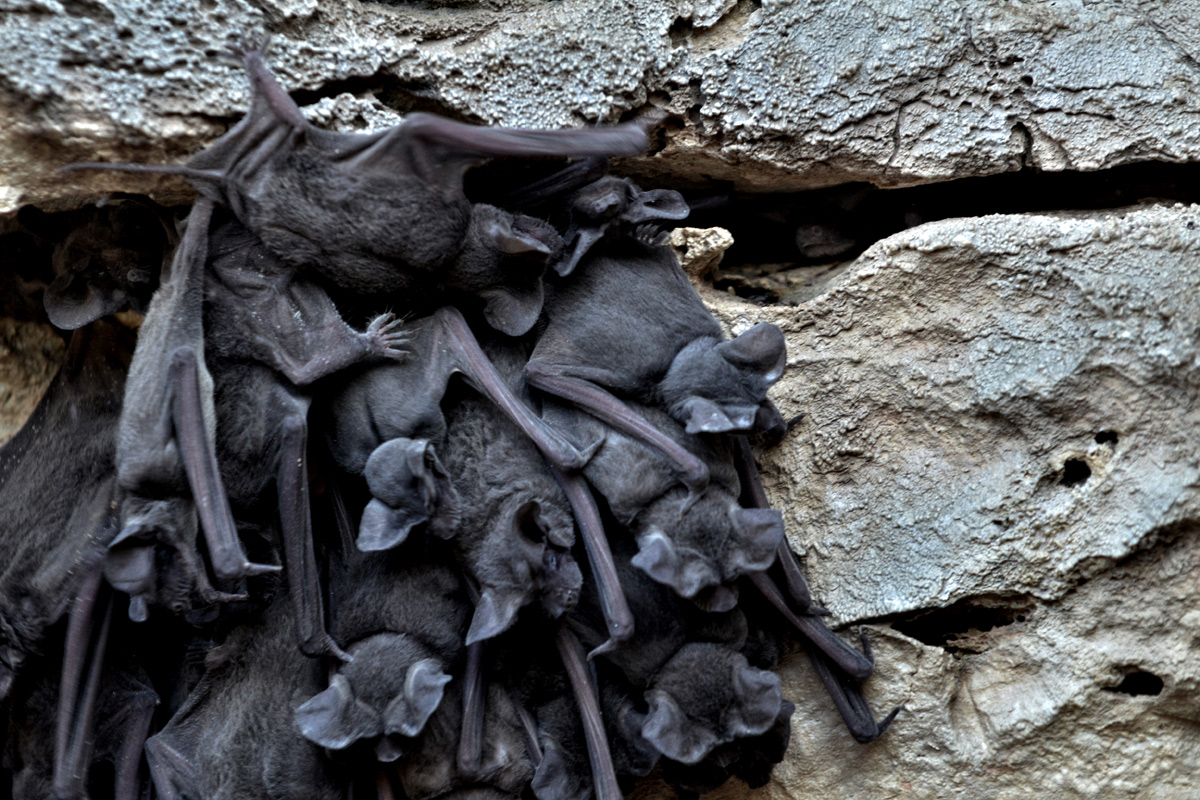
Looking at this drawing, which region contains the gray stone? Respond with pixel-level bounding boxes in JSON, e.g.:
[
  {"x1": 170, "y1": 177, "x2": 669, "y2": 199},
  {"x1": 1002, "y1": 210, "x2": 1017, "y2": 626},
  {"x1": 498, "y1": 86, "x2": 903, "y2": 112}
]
[{"x1": 5, "y1": 1, "x2": 1200, "y2": 210}]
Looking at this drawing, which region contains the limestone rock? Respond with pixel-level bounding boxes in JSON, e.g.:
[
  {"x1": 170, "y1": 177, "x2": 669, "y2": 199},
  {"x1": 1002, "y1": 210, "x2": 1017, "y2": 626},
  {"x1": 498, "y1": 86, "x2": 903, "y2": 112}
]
[{"x1": 5, "y1": 1, "x2": 1200, "y2": 210}]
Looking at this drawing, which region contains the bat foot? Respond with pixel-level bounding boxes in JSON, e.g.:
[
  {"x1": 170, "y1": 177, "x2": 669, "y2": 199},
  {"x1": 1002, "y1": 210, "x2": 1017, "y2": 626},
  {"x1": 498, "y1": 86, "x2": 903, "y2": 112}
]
[{"x1": 366, "y1": 313, "x2": 411, "y2": 360}]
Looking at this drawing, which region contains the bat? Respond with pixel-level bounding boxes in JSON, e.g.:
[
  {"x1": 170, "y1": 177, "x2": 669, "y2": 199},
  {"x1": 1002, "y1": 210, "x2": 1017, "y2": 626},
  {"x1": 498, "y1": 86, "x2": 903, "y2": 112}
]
[
  {"x1": 525, "y1": 223, "x2": 787, "y2": 498},
  {"x1": 293, "y1": 538, "x2": 469, "y2": 760},
  {"x1": 439, "y1": 357, "x2": 583, "y2": 646},
  {"x1": 322, "y1": 305, "x2": 593, "y2": 554},
  {"x1": 392, "y1": 672, "x2": 535, "y2": 800},
  {"x1": 144, "y1": 595, "x2": 345, "y2": 800},
  {"x1": 17, "y1": 196, "x2": 172, "y2": 331},
  {"x1": 0, "y1": 316, "x2": 136, "y2": 700},
  {"x1": 106, "y1": 198, "x2": 276, "y2": 623},
  {"x1": 732, "y1": 436, "x2": 898, "y2": 743},
  {"x1": 66, "y1": 39, "x2": 648, "y2": 304},
  {"x1": 200, "y1": 208, "x2": 406, "y2": 659},
  {"x1": 544, "y1": 398, "x2": 783, "y2": 608}
]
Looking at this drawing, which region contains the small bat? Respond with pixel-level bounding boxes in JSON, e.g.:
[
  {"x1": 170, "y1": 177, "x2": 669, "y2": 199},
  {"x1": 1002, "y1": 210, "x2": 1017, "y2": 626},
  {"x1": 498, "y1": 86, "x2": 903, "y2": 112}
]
[
  {"x1": 17, "y1": 197, "x2": 172, "y2": 331},
  {"x1": 439, "y1": 349, "x2": 584, "y2": 645},
  {"x1": 0, "y1": 316, "x2": 135, "y2": 700},
  {"x1": 106, "y1": 198, "x2": 275, "y2": 623},
  {"x1": 322, "y1": 305, "x2": 592, "y2": 553},
  {"x1": 294, "y1": 539, "x2": 469, "y2": 760},
  {"x1": 200, "y1": 209, "x2": 406, "y2": 659},
  {"x1": 67, "y1": 40, "x2": 648, "y2": 303},
  {"x1": 544, "y1": 398, "x2": 783, "y2": 608},
  {"x1": 525, "y1": 224, "x2": 787, "y2": 497},
  {"x1": 144, "y1": 595, "x2": 345, "y2": 800}
]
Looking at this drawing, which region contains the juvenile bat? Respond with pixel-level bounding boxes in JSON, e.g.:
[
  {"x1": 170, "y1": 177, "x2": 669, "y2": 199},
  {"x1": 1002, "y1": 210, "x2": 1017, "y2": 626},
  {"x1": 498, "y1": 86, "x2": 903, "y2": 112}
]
[
  {"x1": 525, "y1": 225, "x2": 787, "y2": 497},
  {"x1": 106, "y1": 198, "x2": 275, "y2": 623},
  {"x1": 68, "y1": 40, "x2": 648, "y2": 304},
  {"x1": 294, "y1": 538, "x2": 469, "y2": 761},
  {"x1": 200, "y1": 209, "x2": 406, "y2": 659}
]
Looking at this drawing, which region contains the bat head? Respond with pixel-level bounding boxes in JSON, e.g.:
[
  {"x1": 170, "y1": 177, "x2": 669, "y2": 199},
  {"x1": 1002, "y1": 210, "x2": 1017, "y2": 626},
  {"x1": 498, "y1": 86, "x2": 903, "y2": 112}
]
[
  {"x1": 20, "y1": 201, "x2": 171, "y2": 329},
  {"x1": 630, "y1": 493, "x2": 783, "y2": 603},
  {"x1": 661, "y1": 323, "x2": 788, "y2": 435},
  {"x1": 555, "y1": 178, "x2": 689, "y2": 276},
  {"x1": 105, "y1": 496, "x2": 201, "y2": 619},
  {"x1": 466, "y1": 498, "x2": 580, "y2": 645},
  {"x1": 659, "y1": 700, "x2": 794, "y2": 794},
  {"x1": 446, "y1": 205, "x2": 562, "y2": 337},
  {"x1": 360, "y1": 438, "x2": 460, "y2": 552},
  {"x1": 294, "y1": 633, "x2": 452, "y2": 760},
  {"x1": 641, "y1": 644, "x2": 783, "y2": 765}
]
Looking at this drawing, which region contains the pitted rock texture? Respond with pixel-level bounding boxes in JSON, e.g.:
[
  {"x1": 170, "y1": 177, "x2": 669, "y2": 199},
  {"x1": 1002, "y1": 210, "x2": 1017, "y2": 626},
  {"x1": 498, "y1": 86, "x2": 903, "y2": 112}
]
[
  {"x1": 670, "y1": 204, "x2": 1200, "y2": 798},
  {"x1": 5, "y1": 0, "x2": 1200, "y2": 210}
]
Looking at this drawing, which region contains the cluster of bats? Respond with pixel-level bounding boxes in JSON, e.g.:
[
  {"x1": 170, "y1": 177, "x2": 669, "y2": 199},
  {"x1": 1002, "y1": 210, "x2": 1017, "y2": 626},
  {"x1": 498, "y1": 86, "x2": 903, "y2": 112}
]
[{"x1": 0, "y1": 40, "x2": 895, "y2": 800}]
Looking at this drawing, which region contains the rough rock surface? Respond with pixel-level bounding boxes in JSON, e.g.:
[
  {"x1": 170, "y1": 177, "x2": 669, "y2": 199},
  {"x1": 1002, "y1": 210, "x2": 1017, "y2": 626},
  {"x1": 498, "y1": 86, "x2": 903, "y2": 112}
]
[
  {"x1": 683, "y1": 204, "x2": 1200, "y2": 798},
  {"x1": 5, "y1": 0, "x2": 1200, "y2": 211}
]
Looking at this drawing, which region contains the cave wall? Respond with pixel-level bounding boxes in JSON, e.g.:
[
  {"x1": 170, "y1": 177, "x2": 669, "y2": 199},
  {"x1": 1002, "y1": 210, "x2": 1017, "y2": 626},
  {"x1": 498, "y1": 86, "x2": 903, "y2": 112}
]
[{"x1": 3, "y1": 0, "x2": 1199, "y2": 797}]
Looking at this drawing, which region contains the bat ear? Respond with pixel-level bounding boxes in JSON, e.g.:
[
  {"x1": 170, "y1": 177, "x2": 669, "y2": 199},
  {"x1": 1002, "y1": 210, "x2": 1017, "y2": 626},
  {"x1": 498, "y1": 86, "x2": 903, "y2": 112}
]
[
  {"x1": 466, "y1": 589, "x2": 525, "y2": 645},
  {"x1": 294, "y1": 674, "x2": 383, "y2": 749},
  {"x1": 481, "y1": 282, "x2": 545, "y2": 337},
  {"x1": 728, "y1": 663, "x2": 784, "y2": 738},
  {"x1": 631, "y1": 528, "x2": 720, "y2": 599},
  {"x1": 44, "y1": 272, "x2": 129, "y2": 330},
  {"x1": 716, "y1": 323, "x2": 788, "y2": 385},
  {"x1": 360, "y1": 438, "x2": 455, "y2": 550},
  {"x1": 726, "y1": 508, "x2": 785, "y2": 575},
  {"x1": 624, "y1": 189, "x2": 690, "y2": 224},
  {"x1": 692, "y1": 583, "x2": 739, "y2": 613},
  {"x1": 382, "y1": 658, "x2": 452, "y2": 738},
  {"x1": 554, "y1": 228, "x2": 604, "y2": 276},
  {"x1": 641, "y1": 690, "x2": 720, "y2": 765},
  {"x1": 483, "y1": 211, "x2": 557, "y2": 259},
  {"x1": 677, "y1": 396, "x2": 759, "y2": 435}
]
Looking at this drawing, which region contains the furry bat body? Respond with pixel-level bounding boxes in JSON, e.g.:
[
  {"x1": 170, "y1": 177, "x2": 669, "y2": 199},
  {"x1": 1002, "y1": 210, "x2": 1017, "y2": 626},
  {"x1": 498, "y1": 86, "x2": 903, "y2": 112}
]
[
  {"x1": 526, "y1": 228, "x2": 787, "y2": 496},
  {"x1": 294, "y1": 539, "x2": 470, "y2": 760},
  {"x1": 144, "y1": 595, "x2": 344, "y2": 800},
  {"x1": 106, "y1": 198, "x2": 275, "y2": 622}
]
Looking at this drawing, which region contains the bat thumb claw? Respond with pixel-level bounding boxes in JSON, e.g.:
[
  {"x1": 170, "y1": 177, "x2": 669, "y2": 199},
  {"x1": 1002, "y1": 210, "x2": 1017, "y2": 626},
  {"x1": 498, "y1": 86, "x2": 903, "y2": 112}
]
[
  {"x1": 586, "y1": 638, "x2": 621, "y2": 660},
  {"x1": 240, "y1": 561, "x2": 282, "y2": 577}
]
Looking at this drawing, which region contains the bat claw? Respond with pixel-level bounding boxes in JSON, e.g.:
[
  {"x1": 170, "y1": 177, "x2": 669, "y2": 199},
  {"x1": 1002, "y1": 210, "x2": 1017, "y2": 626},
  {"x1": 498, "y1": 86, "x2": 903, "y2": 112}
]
[
  {"x1": 366, "y1": 314, "x2": 411, "y2": 360},
  {"x1": 239, "y1": 561, "x2": 282, "y2": 577},
  {"x1": 586, "y1": 637, "x2": 622, "y2": 660}
]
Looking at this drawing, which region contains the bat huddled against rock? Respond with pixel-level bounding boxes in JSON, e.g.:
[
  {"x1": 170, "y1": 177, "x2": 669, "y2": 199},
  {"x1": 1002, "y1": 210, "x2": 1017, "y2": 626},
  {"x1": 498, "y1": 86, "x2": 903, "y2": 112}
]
[{"x1": 3, "y1": 36, "x2": 900, "y2": 800}]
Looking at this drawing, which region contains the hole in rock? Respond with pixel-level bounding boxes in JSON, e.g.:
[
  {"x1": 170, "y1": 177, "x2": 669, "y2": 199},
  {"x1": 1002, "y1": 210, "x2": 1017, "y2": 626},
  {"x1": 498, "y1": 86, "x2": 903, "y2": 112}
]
[
  {"x1": 888, "y1": 595, "x2": 1034, "y2": 653},
  {"x1": 1060, "y1": 458, "x2": 1091, "y2": 487},
  {"x1": 1103, "y1": 669, "x2": 1164, "y2": 696},
  {"x1": 1095, "y1": 430, "x2": 1118, "y2": 446}
]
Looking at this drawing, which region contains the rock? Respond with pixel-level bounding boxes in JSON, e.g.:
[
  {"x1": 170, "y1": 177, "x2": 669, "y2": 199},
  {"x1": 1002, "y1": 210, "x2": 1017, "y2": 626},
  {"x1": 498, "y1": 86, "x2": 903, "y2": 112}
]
[
  {"x1": 0, "y1": 318, "x2": 63, "y2": 447},
  {"x1": 4, "y1": 1, "x2": 1200, "y2": 210},
  {"x1": 667, "y1": 202, "x2": 1200, "y2": 798}
]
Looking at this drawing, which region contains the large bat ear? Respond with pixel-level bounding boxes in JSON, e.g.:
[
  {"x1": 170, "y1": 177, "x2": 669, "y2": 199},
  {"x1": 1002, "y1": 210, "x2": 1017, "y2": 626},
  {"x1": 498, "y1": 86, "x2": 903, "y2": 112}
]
[
  {"x1": 677, "y1": 395, "x2": 759, "y2": 435},
  {"x1": 725, "y1": 508, "x2": 785, "y2": 576},
  {"x1": 716, "y1": 323, "x2": 788, "y2": 386},
  {"x1": 43, "y1": 272, "x2": 128, "y2": 330},
  {"x1": 466, "y1": 589, "x2": 526, "y2": 645},
  {"x1": 480, "y1": 282, "x2": 546, "y2": 337},
  {"x1": 623, "y1": 188, "x2": 689, "y2": 224},
  {"x1": 382, "y1": 658, "x2": 452, "y2": 738},
  {"x1": 728, "y1": 662, "x2": 785, "y2": 738},
  {"x1": 631, "y1": 528, "x2": 720, "y2": 599},
  {"x1": 360, "y1": 438, "x2": 454, "y2": 550},
  {"x1": 641, "y1": 691, "x2": 720, "y2": 765},
  {"x1": 294, "y1": 674, "x2": 383, "y2": 749}
]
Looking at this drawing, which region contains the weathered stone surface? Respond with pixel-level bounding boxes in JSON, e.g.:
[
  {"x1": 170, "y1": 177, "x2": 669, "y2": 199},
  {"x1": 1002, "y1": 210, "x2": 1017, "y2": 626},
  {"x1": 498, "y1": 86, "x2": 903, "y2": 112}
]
[
  {"x1": 672, "y1": 204, "x2": 1200, "y2": 798},
  {"x1": 5, "y1": 0, "x2": 1200, "y2": 211}
]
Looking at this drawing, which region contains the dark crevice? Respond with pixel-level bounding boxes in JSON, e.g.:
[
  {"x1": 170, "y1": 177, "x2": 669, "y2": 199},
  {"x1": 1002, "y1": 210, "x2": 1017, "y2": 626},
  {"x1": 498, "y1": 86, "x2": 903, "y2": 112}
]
[
  {"x1": 290, "y1": 75, "x2": 482, "y2": 124},
  {"x1": 1060, "y1": 458, "x2": 1091, "y2": 487},
  {"x1": 1095, "y1": 430, "x2": 1119, "y2": 446},
  {"x1": 672, "y1": 159, "x2": 1200, "y2": 303},
  {"x1": 1103, "y1": 669, "x2": 1164, "y2": 696},
  {"x1": 885, "y1": 594, "x2": 1035, "y2": 654}
]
